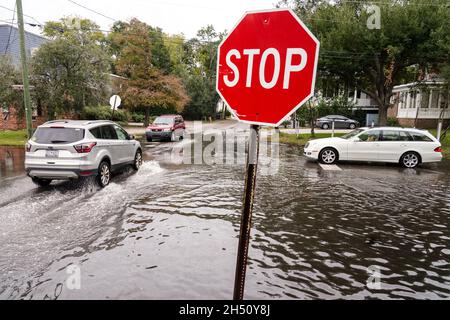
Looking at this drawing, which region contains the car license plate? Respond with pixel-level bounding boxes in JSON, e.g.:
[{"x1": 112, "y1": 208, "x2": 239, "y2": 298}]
[{"x1": 45, "y1": 150, "x2": 59, "y2": 158}]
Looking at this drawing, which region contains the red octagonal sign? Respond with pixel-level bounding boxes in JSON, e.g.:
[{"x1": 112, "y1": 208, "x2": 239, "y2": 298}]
[{"x1": 217, "y1": 9, "x2": 320, "y2": 126}]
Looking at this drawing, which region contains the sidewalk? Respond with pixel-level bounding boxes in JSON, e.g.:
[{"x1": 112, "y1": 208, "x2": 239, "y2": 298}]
[
  {"x1": 280, "y1": 128, "x2": 352, "y2": 134},
  {"x1": 124, "y1": 121, "x2": 353, "y2": 136}
]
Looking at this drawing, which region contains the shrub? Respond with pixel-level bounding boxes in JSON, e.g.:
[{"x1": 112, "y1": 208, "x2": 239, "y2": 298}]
[
  {"x1": 281, "y1": 120, "x2": 291, "y2": 128},
  {"x1": 81, "y1": 106, "x2": 130, "y2": 123},
  {"x1": 131, "y1": 113, "x2": 145, "y2": 123},
  {"x1": 387, "y1": 117, "x2": 400, "y2": 127},
  {"x1": 296, "y1": 96, "x2": 354, "y2": 125}
]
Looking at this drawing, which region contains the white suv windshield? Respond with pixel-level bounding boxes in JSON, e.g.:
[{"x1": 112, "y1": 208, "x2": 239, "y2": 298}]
[{"x1": 32, "y1": 127, "x2": 85, "y2": 144}]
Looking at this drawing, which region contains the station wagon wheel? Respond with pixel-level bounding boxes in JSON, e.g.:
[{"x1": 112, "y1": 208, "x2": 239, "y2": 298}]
[
  {"x1": 319, "y1": 148, "x2": 338, "y2": 164},
  {"x1": 401, "y1": 152, "x2": 420, "y2": 168},
  {"x1": 97, "y1": 161, "x2": 111, "y2": 187},
  {"x1": 132, "y1": 150, "x2": 142, "y2": 171}
]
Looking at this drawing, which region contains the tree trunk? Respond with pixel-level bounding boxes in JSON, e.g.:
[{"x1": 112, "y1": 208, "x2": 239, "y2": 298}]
[
  {"x1": 144, "y1": 107, "x2": 150, "y2": 127},
  {"x1": 361, "y1": 88, "x2": 392, "y2": 126},
  {"x1": 379, "y1": 89, "x2": 393, "y2": 126},
  {"x1": 309, "y1": 101, "x2": 315, "y2": 136},
  {"x1": 378, "y1": 104, "x2": 388, "y2": 126},
  {"x1": 47, "y1": 103, "x2": 55, "y2": 121}
]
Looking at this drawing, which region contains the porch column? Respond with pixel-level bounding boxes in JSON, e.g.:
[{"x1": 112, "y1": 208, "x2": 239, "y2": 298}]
[{"x1": 429, "y1": 89, "x2": 433, "y2": 108}]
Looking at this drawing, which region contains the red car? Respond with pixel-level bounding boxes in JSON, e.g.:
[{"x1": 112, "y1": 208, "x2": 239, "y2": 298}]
[{"x1": 145, "y1": 115, "x2": 186, "y2": 142}]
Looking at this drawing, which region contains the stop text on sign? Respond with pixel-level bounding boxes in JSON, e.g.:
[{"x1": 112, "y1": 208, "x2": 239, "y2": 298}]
[
  {"x1": 216, "y1": 9, "x2": 320, "y2": 126},
  {"x1": 223, "y1": 47, "x2": 307, "y2": 90}
]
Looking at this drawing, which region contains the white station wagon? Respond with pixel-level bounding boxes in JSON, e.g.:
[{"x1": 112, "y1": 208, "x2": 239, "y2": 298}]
[{"x1": 303, "y1": 127, "x2": 442, "y2": 168}]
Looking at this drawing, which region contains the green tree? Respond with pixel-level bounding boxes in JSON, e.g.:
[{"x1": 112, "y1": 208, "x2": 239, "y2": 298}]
[
  {"x1": 283, "y1": 0, "x2": 450, "y2": 125},
  {"x1": 0, "y1": 56, "x2": 22, "y2": 113},
  {"x1": 110, "y1": 19, "x2": 188, "y2": 126},
  {"x1": 31, "y1": 17, "x2": 110, "y2": 119},
  {"x1": 149, "y1": 26, "x2": 173, "y2": 74},
  {"x1": 163, "y1": 33, "x2": 186, "y2": 76},
  {"x1": 168, "y1": 25, "x2": 225, "y2": 120}
]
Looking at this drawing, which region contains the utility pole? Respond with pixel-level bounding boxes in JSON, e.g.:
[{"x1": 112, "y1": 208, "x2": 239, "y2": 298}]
[{"x1": 16, "y1": 0, "x2": 33, "y2": 139}]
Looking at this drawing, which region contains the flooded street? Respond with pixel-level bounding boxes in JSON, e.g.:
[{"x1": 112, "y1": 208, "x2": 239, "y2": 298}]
[{"x1": 0, "y1": 124, "x2": 450, "y2": 299}]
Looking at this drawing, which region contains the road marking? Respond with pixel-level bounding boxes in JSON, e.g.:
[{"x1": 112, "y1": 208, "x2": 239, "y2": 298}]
[{"x1": 319, "y1": 163, "x2": 342, "y2": 171}]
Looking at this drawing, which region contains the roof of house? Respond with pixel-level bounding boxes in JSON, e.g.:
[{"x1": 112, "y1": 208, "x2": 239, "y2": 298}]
[
  {"x1": 0, "y1": 24, "x2": 48, "y2": 66},
  {"x1": 393, "y1": 80, "x2": 445, "y2": 91}
]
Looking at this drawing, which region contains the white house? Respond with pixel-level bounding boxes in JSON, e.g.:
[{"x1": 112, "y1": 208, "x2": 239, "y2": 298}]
[
  {"x1": 389, "y1": 81, "x2": 449, "y2": 128},
  {"x1": 349, "y1": 89, "x2": 379, "y2": 126}
]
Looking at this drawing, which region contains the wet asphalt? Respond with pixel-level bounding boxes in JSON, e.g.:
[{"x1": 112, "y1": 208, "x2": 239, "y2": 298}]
[{"x1": 0, "y1": 122, "x2": 449, "y2": 299}]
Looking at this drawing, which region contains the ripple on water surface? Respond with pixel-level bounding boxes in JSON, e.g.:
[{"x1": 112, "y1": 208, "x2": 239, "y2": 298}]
[{"x1": 1, "y1": 147, "x2": 450, "y2": 299}]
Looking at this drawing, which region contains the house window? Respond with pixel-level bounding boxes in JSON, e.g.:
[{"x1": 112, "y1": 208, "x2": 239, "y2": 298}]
[
  {"x1": 398, "y1": 92, "x2": 405, "y2": 109},
  {"x1": 430, "y1": 90, "x2": 439, "y2": 108},
  {"x1": 30, "y1": 47, "x2": 39, "y2": 57},
  {"x1": 409, "y1": 91, "x2": 417, "y2": 109},
  {"x1": 390, "y1": 94, "x2": 396, "y2": 104},
  {"x1": 420, "y1": 90, "x2": 429, "y2": 109},
  {"x1": 406, "y1": 92, "x2": 411, "y2": 108},
  {"x1": 356, "y1": 90, "x2": 361, "y2": 99},
  {"x1": 439, "y1": 91, "x2": 446, "y2": 109}
]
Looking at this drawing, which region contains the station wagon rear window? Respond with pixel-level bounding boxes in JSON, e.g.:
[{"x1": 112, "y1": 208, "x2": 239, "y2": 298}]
[
  {"x1": 408, "y1": 132, "x2": 433, "y2": 142},
  {"x1": 32, "y1": 127, "x2": 85, "y2": 144}
]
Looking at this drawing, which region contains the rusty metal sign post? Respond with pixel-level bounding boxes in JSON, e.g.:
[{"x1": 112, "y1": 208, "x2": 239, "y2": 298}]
[{"x1": 233, "y1": 124, "x2": 260, "y2": 300}]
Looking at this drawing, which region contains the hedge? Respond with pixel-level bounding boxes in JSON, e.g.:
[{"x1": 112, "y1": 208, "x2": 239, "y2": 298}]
[{"x1": 81, "y1": 106, "x2": 130, "y2": 123}]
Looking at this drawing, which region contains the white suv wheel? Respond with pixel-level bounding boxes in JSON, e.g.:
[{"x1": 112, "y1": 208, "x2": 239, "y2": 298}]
[
  {"x1": 133, "y1": 150, "x2": 142, "y2": 170},
  {"x1": 97, "y1": 161, "x2": 111, "y2": 187}
]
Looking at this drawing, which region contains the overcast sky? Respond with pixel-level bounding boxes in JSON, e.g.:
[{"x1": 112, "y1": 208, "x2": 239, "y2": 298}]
[{"x1": 1, "y1": 0, "x2": 279, "y2": 38}]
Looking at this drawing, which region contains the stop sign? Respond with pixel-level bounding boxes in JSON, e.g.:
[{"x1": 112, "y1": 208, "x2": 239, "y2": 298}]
[{"x1": 216, "y1": 9, "x2": 319, "y2": 126}]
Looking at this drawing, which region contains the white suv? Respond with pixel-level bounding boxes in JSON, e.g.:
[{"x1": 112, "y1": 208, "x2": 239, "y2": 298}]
[{"x1": 25, "y1": 120, "x2": 142, "y2": 187}]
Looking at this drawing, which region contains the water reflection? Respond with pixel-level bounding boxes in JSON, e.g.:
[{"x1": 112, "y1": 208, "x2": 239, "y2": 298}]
[
  {"x1": 0, "y1": 147, "x2": 24, "y2": 179},
  {"x1": 0, "y1": 142, "x2": 449, "y2": 300}
]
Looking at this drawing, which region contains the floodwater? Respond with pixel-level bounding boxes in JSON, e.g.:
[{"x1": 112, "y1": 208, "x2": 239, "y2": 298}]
[
  {"x1": 0, "y1": 129, "x2": 449, "y2": 299},
  {"x1": 0, "y1": 146, "x2": 25, "y2": 180}
]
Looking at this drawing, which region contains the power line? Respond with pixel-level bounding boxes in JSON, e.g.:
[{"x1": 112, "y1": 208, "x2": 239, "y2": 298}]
[
  {"x1": 0, "y1": 4, "x2": 15, "y2": 12},
  {"x1": 4, "y1": 2, "x2": 16, "y2": 54},
  {"x1": 0, "y1": 3, "x2": 42, "y2": 25},
  {"x1": 67, "y1": 0, "x2": 116, "y2": 22},
  {"x1": 0, "y1": 19, "x2": 41, "y2": 27},
  {"x1": 7, "y1": 2, "x2": 444, "y2": 56},
  {"x1": 15, "y1": 18, "x2": 421, "y2": 58},
  {"x1": 0, "y1": 19, "x2": 14, "y2": 24},
  {"x1": 12, "y1": 19, "x2": 447, "y2": 62},
  {"x1": 19, "y1": 20, "x2": 216, "y2": 44},
  {"x1": 337, "y1": 0, "x2": 449, "y2": 7}
]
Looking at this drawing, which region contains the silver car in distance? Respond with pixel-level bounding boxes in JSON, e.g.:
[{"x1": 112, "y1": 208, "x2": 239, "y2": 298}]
[{"x1": 25, "y1": 120, "x2": 143, "y2": 187}]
